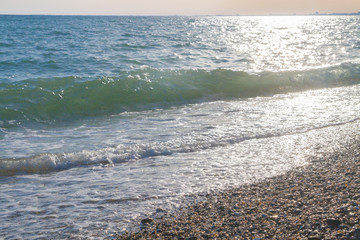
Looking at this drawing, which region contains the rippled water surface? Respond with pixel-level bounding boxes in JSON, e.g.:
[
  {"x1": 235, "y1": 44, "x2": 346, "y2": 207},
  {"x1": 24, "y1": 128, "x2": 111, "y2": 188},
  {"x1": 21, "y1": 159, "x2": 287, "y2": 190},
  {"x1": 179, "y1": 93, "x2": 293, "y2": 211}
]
[{"x1": 1, "y1": 15, "x2": 360, "y2": 239}]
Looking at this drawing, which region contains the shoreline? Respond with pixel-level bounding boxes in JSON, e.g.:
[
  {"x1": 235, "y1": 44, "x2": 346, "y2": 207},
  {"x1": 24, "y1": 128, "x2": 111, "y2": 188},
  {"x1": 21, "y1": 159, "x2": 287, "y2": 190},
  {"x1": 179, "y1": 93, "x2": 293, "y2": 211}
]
[{"x1": 115, "y1": 140, "x2": 360, "y2": 239}]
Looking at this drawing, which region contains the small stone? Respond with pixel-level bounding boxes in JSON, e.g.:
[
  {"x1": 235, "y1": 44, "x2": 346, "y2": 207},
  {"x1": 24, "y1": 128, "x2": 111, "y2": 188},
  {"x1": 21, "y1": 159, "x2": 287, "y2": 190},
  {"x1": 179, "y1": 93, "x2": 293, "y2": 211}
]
[
  {"x1": 186, "y1": 236, "x2": 197, "y2": 240},
  {"x1": 326, "y1": 218, "x2": 341, "y2": 228},
  {"x1": 141, "y1": 218, "x2": 153, "y2": 225},
  {"x1": 292, "y1": 209, "x2": 302, "y2": 215},
  {"x1": 218, "y1": 206, "x2": 225, "y2": 211},
  {"x1": 156, "y1": 208, "x2": 166, "y2": 213},
  {"x1": 308, "y1": 236, "x2": 322, "y2": 240}
]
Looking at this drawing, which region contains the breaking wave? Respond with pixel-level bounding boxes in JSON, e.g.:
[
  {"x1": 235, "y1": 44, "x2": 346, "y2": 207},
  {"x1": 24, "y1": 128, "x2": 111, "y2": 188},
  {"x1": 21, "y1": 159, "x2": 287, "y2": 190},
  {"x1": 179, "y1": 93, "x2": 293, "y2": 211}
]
[
  {"x1": 1, "y1": 63, "x2": 360, "y2": 128},
  {"x1": 1, "y1": 118, "x2": 360, "y2": 176}
]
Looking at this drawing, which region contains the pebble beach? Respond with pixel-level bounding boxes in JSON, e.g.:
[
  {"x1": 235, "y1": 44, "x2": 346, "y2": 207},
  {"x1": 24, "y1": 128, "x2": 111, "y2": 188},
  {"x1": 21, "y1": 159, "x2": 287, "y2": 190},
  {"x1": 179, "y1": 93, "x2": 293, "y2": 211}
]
[{"x1": 116, "y1": 138, "x2": 360, "y2": 240}]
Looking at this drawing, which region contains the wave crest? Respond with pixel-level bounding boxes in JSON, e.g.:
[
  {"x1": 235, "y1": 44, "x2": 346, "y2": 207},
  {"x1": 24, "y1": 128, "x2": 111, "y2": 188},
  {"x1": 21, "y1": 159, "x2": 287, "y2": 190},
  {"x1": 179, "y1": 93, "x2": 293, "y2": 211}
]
[{"x1": 1, "y1": 63, "x2": 360, "y2": 127}]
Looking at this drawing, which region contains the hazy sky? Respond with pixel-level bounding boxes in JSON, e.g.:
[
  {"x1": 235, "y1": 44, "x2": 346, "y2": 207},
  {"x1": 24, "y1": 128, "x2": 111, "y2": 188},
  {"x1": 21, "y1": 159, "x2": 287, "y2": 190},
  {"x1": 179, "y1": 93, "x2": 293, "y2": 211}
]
[{"x1": 0, "y1": 0, "x2": 359, "y2": 15}]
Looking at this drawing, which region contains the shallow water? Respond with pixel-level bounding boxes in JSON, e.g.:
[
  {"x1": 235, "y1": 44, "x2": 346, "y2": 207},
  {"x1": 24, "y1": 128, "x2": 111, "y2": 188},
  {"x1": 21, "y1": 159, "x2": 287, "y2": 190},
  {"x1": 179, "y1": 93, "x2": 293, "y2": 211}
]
[{"x1": 1, "y1": 15, "x2": 360, "y2": 239}]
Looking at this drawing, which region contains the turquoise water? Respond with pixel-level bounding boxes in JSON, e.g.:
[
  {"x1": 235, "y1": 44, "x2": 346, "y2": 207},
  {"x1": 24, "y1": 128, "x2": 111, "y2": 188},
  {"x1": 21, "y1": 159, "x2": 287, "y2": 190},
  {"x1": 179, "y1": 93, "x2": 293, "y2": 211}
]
[{"x1": 1, "y1": 15, "x2": 360, "y2": 239}]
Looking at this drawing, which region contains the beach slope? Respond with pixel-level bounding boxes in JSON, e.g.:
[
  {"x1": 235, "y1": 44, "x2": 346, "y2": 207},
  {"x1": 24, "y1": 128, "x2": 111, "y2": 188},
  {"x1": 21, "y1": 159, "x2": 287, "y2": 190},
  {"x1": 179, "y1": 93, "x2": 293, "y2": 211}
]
[{"x1": 117, "y1": 141, "x2": 360, "y2": 239}]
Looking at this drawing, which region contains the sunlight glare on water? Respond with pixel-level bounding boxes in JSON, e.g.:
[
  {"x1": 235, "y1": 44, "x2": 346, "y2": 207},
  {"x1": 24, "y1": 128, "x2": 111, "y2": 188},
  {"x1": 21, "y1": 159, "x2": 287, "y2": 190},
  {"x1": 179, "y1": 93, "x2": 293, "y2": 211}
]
[{"x1": 205, "y1": 16, "x2": 359, "y2": 72}]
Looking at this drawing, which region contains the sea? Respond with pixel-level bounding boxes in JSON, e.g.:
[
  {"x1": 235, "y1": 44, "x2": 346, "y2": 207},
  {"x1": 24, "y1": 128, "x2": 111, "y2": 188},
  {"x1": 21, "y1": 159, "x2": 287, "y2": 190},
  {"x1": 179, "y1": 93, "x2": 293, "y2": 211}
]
[{"x1": 0, "y1": 15, "x2": 360, "y2": 239}]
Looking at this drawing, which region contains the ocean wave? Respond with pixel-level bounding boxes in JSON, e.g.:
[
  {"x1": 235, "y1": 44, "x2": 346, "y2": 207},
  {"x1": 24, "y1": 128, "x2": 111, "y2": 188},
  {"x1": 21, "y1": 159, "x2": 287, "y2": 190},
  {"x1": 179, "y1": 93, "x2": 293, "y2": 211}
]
[
  {"x1": 0, "y1": 130, "x2": 289, "y2": 176},
  {"x1": 0, "y1": 63, "x2": 360, "y2": 128},
  {"x1": 1, "y1": 117, "x2": 359, "y2": 176}
]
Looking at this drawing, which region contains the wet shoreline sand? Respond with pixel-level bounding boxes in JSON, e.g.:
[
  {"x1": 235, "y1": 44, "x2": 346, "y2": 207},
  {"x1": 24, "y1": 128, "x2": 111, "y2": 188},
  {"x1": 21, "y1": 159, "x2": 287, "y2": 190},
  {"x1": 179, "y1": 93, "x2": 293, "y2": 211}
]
[{"x1": 116, "y1": 138, "x2": 360, "y2": 239}]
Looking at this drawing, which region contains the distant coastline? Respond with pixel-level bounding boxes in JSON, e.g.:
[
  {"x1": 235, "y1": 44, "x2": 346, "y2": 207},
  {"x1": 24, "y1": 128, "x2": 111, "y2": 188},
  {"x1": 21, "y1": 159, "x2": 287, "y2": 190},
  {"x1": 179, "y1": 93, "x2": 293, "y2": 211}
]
[
  {"x1": 309, "y1": 11, "x2": 360, "y2": 16},
  {"x1": 0, "y1": 11, "x2": 360, "y2": 17}
]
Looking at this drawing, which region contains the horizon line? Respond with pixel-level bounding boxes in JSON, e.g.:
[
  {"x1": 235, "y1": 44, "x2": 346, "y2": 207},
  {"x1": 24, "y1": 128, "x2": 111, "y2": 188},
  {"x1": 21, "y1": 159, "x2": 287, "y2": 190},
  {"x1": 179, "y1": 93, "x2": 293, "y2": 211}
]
[{"x1": 0, "y1": 12, "x2": 360, "y2": 17}]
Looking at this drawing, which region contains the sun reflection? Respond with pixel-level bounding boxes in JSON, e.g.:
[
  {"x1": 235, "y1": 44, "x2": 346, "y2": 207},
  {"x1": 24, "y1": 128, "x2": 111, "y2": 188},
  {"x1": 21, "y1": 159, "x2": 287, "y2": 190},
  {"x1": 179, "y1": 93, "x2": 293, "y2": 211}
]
[{"x1": 200, "y1": 16, "x2": 354, "y2": 73}]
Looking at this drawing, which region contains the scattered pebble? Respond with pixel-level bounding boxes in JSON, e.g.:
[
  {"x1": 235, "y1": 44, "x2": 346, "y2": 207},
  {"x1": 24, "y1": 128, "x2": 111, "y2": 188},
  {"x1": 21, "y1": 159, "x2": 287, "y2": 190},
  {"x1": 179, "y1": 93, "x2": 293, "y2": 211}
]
[
  {"x1": 116, "y1": 140, "x2": 360, "y2": 239},
  {"x1": 140, "y1": 218, "x2": 153, "y2": 225}
]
